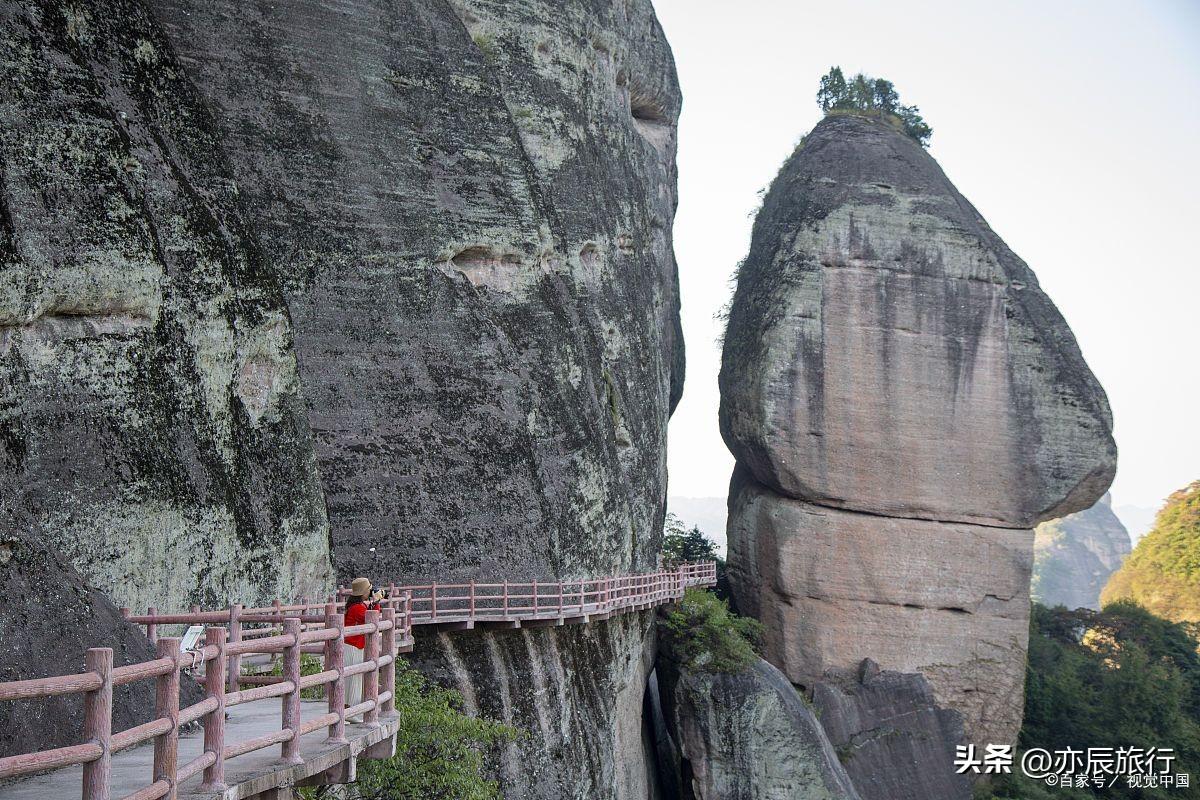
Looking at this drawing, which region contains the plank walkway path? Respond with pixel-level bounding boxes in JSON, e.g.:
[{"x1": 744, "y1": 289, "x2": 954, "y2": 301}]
[{"x1": 0, "y1": 562, "x2": 717, "y2": 800}]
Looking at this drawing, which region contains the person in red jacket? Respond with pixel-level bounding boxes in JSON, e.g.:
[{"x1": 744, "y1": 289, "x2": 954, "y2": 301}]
[{"x1": 343, "y1": 577, "x2": 383, "y2": 722}]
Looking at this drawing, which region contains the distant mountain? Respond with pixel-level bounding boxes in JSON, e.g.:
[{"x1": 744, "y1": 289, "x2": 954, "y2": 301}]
[
  {"x1": 1033, "y1": 493, "x2": 1131, "y2": 610},
  {"x1": 667, "y1": 496, "x2": 728, "y2": 555},
  {"x1": 1113, "y1": 503, "x2": 1158, "y2": 545},
  {"x1": 1102, "y1": 481, "x2": 1200, "y2": 623}
]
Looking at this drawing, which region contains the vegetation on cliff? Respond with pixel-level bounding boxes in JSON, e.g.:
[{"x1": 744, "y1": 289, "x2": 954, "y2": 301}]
[
  {"x1": 816, "y1": 66, "x2": 932, "y2": 145},
  {"x1": 663, "y1": 512, "x2": 730, "y2": 599},
  {"x1": 301, "y1": 660, "x2": 517, "y2": 800},
  {"x1": 660, "y1": 589, "x2": 763, "y2": 674},
  {"x1": 1102, "y1": 481, "x2": 1200, "y2": 623},
  {"x1": 978, "y1": 602, "x2": 1200, "y2": 799}
]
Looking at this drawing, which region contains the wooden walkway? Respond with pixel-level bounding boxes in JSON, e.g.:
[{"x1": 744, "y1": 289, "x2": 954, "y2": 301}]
[
  {"x1": 1, "y1": 701, "x2": 397, "y2": 800},
  {"x1": 0, "y1": 563, "x2": 717, "y2": 800}
]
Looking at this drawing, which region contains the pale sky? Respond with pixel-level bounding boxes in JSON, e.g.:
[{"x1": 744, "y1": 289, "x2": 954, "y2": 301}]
[{"x1": 657, "y1": 0, "x2": 1200, "y2": 517}]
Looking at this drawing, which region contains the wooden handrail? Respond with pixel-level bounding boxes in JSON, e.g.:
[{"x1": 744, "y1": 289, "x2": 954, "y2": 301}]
[{"x1": 0, "y1": 562, "x2": 716, "y2": 798}]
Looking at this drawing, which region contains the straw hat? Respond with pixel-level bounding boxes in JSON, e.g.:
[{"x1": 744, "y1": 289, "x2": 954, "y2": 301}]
[{"x1": 350, "y1": 577, "x2": 372, "y2": 597}]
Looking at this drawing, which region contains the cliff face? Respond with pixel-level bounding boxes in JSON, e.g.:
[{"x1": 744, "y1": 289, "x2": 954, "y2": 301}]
[
  {"x1": 147, "y1": 0, "x2": 683, "y2": 584},
  {"x1": 0, "y1": 1, "x2": 333, "y2": 615},
  {"x1": 1033, "y1": 493, "x2": 1131, "y2": 610},
  {"x1": 3, "y1": 1, "x2": 683, "y2": 796},
  {"x1": 811, "y1": 660, "x2": 972, "y2": 800},
  {"x1": 657, "y1": 657, "x2": 862, "y2": 800},
  {"x1": 720, "y1": 114, "x2": 1116, "y2": 747}
]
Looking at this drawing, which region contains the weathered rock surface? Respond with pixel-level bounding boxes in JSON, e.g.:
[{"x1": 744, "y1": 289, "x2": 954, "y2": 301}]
[
  {"x1": 727, "y1": 469, "x2": 1032, "y2": 748},
  {"x1": 0, "y1": 532, "x2": 202, "y2": 759},
  {"x1": 811, "y1": 660, "x2": 971, "y2": 800},
  {"x1": 657, "y1": 655, "x2": 862, "y2": 800},
  {"x1": 720, "y1": 113, "x2": 1114, "y2": 750},
  {"x1": 0, "y1": 1, "x2": 333, "y2": 615},
  {"x1": 1033, "y1": 493, "x2": 1131, "y2": 610},
  {"x1": 719, "y1": 114, "x2": 1115, "y2": 529},
  {"x1": 141, "y1": 1, "x2": 685, "y2": 796},
  {"x1": 148, "y1": 0, "x2": 683, "y2": 582},
  {"x1": 2, "y1": 1, "x2": 682, "y2": 793}
]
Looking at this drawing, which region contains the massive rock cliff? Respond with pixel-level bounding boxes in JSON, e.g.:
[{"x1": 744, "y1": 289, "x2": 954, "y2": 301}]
[
  {"x1": 0, "y1": 0, "x2": 333, "y2": 616},
  {"x1": 1033, "y1": 493, "x2": 1131, "y2": 610},
  {"x1": 2, "y1": 1, "x2": 683, "y2": 796},
  {"x1": 719, "y1": 113, "x2": 1116, "y2": 748}
]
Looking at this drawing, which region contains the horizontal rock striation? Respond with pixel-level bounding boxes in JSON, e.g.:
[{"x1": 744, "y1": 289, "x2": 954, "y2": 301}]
[
  {"x1": 727, "y1": 469, "x2": 1033, "y2": 747},
  {"x1": 720, "y1": 114, "x2": 1116, "y2": 748}
]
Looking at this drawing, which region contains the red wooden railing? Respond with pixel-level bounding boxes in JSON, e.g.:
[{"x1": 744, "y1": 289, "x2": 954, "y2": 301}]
[{"x1": 0, "y1": 562, "x2": 716, "y2": 799}]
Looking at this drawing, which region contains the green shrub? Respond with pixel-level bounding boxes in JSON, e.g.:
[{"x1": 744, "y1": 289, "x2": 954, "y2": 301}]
[
  {"x1": 266, "y1": 653, "x2": 326, "y2": 700},
  {"x1": 300, "y1": 659, "x2": 518, "y2": 799},
  {"x1": 662, "y1": 513, "x2": 732, "y2": 601},
  {"x1": 815, "y1": 66, "x2": 932, "y2": 146},
  {"x1": 661, "y1": 588, "x2": 763, "y2": 674}
]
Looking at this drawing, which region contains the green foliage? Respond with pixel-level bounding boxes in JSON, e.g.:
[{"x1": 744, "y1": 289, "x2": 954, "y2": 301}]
[
  {"x1": 1102, "y1": 481, "x2": 1200, "y2": 623},
  {"x1": 815, "y1": 66, "x2": 932, "y2": 146},
  {"x1": 976, "y1": 603, "x2": 1200, "y2": 799},
  {"x1": 663, "y1": 513, "x2": 731, "y2": 600},
  {"x1": 661, "y1": 588, "x2": 763, "y2": 674},
  {"x1": 267, "y1": 653, "x2": 326, "y2": 700},
  {"x1": 299, "y1": 660, "x2": 518, "y2": 800}
]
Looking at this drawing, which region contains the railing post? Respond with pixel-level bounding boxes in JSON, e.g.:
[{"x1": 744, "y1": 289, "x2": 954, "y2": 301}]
[
  {"x1": 533, "y1": 580, "x2": 538, "y2": 615},
  {"x1": 558, "y1": 581, "x2": 563, "y2": 614},
  {"x1": 273, "y1": 598, "x2": 283, "y2": 621},
  {"x1": 281, "y1": 618, "x2": 303, "y2": 764},
  {"x1": 381, "y1": 607, "x2": 397, "y2": 718},
  {"x1": 469, "y1": 580, "x2": 476, "y2": 618},
  {"x1": 503, "y1": 580, "x2": 509, "y2": 617},
  {"x1": 324, "y1": 603, "x2": 347, "y2": 744},
  {"x1": 364, "y1": 609, "x2": 381, "y2": 728},
  {"x1": 82, "y1": 647, "x2": 113, "y2": 800},
  {"x1": 147, "y1": 607, "x2": 158, "y2": 643},
  {"x1": 405, "y1": 591, "x2": 413, "y2": 638},
  {"x1": 227, "y1": 603, "x2": 242, "y2": 693},
  {"x1": 153, "y1": 637, "x2": 181, "y2": 800},
  {"x1": 199, "y1": 628, "x2": 227, "y2": 792},
  {"x1": 431, "y1": 583, "x2": 438, "y2": 621}
]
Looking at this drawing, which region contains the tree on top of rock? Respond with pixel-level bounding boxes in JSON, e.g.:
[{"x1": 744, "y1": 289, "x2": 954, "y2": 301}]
[{"x1": 816, "y1": 66, "x2": 933, "y2": 147}]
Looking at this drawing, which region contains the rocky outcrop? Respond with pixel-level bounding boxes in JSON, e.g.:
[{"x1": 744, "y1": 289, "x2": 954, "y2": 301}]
[
  {"x1": 0, "y1": 1, "x2": 333, "y2": 615},
  {"x1": 0, "y1": 2, "x2": 683, "y2": 797},
  {"x1": 727, "y1": 469, "x2": 1033, "y2": 746},
  {"x1": 1033, "y1": 493, "x2": 1131, "y2": 609},
  {"x1": 811, "y1": 660, "x2": 971, "y2": 800},
  {"x1": 719, "y1": 113, "x2": 1116, "y2": 748},
  {"x1": 0, "y1": 532, "x2": 202, "y2": 759},
  {"x1": 657, "y1": 655, "x2": 862, "y2": 800}
]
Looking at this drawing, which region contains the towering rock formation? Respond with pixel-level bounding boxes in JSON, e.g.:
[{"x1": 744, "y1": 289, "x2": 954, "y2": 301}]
[
  {"x1": 1, "y1": 1, "x2": 683, "y2": 796},
  {"x1": 1033, "y1": 493, "x2": 1131, "y2": 610},
  {"x1": 720, "y1": 114, "x2": 1116, "y2": 748}
]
